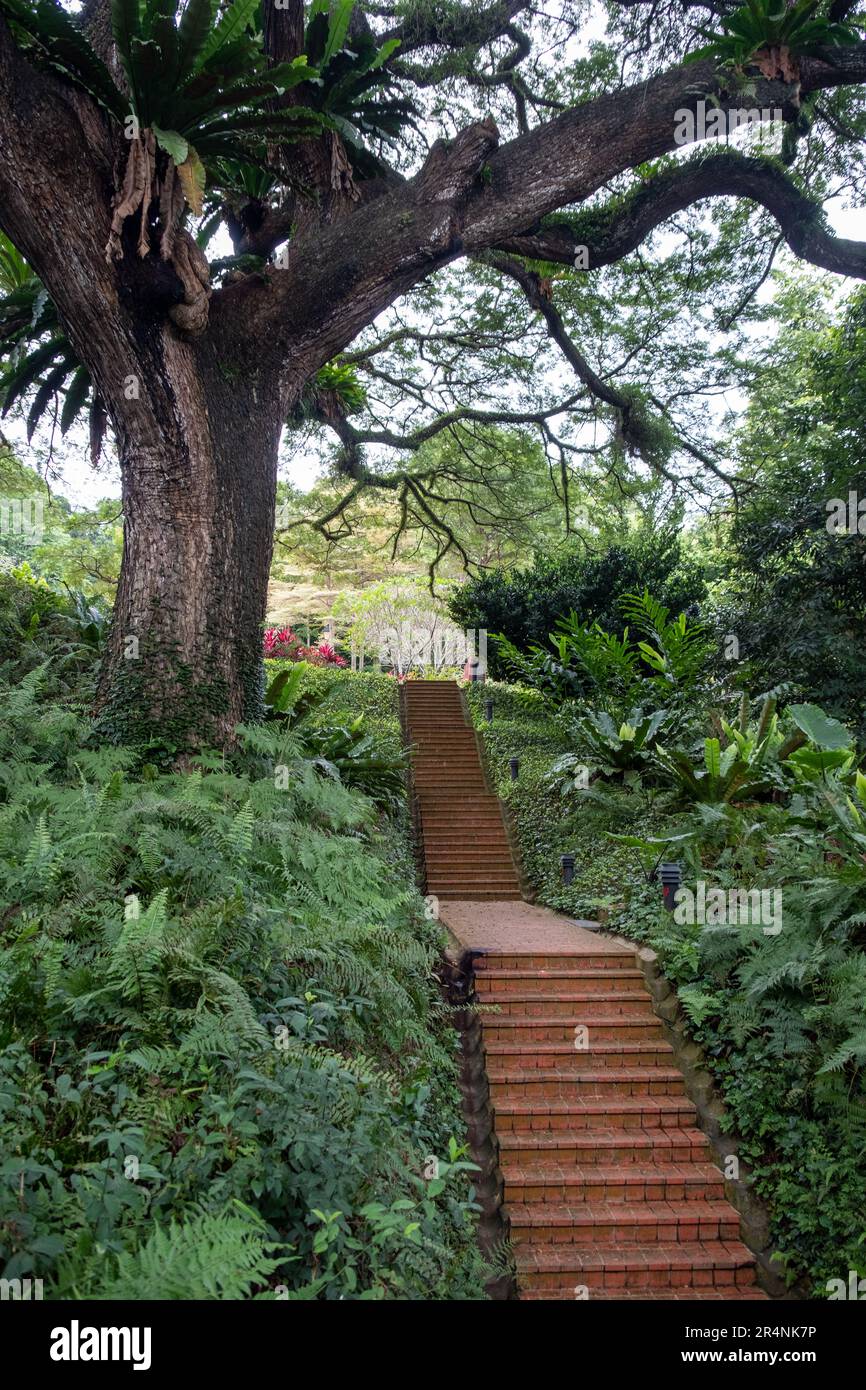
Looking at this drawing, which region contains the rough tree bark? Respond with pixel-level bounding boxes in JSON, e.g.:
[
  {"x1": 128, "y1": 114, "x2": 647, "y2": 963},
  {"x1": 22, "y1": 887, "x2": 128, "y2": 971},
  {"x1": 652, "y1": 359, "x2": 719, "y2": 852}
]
[{"x1": 1, "y1": 10, "x2": 865, "y2": 745}]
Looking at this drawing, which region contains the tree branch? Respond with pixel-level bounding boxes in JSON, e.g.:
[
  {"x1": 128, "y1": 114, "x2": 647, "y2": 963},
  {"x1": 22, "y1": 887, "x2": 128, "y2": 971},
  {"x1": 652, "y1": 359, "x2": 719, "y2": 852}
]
[
  {"x1": 229, "y1": 45, "x2": 866, "y2": 378},
  {"x1": 486, "y1": 250, "x2": 748, "y2": 493},
  {"x1": 493, "y1": 148, "x2": 866, "y2": 280}
]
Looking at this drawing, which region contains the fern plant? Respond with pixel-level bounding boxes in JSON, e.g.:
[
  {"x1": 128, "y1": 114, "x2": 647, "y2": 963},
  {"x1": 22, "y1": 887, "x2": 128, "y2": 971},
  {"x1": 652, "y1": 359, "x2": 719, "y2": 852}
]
[
  {"x1": 0, "y1": 664, "x2": 484, "y2": 1300},
  {"x1": 686, "y1": 0, "x2": 864, "y2": 75}
]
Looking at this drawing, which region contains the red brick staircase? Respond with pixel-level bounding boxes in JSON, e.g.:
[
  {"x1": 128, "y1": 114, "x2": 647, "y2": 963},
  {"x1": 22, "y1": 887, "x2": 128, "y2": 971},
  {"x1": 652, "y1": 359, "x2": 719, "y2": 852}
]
[
  {"x1": 405, "y1": 680, "x2": 522, "y2": 902},
  {"x1": 475, "y1": 948, "x2": 766, "y2": 1299},
  {"x1": 405, "y1": 679, "x2": 767, "y2": 1300}
]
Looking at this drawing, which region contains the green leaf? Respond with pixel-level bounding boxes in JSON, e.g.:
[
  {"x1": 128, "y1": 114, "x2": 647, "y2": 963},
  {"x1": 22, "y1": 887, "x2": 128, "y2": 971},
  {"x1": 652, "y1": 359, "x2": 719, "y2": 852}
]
[
  {"x1": 369, "y1": 36, "x2": 400, "y2": 70},
  {"x1": 704, "y1": 737, "x2": 721, "y2": 779},
  {"x1": 322, "y1": 0, "x2": 354, "y2": 67},
  {"x1": 60, "y1": 366, "x2": 91, "y2": 435},
  {"x1": 111, "y1": 0, "x2": 143, "y2": 99},
  {"x1": 177, "y1": 0, "x2": 217, "y2": 82},
  {"x1": 153, "y1": 124, "x2": 189, "y2": 164},
  {"x1": 198, "y1": 0, "x2": 259, "y2": 66},
  {"x1": 788, "y1": 703, "x2": 852, "y2": 750}
]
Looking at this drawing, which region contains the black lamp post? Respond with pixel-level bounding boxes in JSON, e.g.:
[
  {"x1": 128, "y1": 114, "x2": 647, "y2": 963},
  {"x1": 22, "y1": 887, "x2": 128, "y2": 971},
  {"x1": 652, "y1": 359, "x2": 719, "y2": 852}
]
[
  {"x1": 660, "y1": 862, "x2": 682, "y2": 913},
  {"x1": 484, "y1": 698, "x2": 494, "y2": 722},
  {"x1": 560, "y1": 852, "x2": 576, "y2": 886},
  {"x1": 509, "y1": 757, "x2": 519, "y2": 780}
]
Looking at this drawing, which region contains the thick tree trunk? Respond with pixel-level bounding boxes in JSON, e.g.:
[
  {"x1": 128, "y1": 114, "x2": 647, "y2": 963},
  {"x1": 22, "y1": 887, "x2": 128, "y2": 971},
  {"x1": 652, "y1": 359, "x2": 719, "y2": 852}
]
[{"x1": 94, "y1": 340, "x2": 285, "y2": 749}]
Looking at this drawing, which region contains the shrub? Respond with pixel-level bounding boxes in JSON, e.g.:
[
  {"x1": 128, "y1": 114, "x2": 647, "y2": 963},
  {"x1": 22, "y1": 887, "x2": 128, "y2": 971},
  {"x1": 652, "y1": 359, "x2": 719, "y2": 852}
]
[{"x1": 449, "y1": 525, "x2": 706, "y2": 677}]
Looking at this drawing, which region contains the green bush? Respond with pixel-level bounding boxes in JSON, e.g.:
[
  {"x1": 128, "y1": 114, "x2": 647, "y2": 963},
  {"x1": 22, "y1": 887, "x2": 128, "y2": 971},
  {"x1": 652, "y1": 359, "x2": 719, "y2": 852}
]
[{"x1": 449, "y1": 523, "x2": 706, "y2": 678}]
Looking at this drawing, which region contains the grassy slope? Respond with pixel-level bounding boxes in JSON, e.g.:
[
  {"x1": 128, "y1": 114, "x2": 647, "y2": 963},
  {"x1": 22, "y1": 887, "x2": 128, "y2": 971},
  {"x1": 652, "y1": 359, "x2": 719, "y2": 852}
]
[{"x1": 465, "y1": 680, "x2": 663, "y2": 923}]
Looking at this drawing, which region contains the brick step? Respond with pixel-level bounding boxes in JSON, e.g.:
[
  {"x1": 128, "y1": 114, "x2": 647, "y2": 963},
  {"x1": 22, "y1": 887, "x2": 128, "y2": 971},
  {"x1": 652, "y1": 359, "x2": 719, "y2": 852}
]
[
  {"x1": 428, "y1": 878, "x2": 522, "y2": 889},
  {"x1": 429, "y1": 868, "x2": 519, "y2": 880},
  {"x1": 515, "y1": 1240, "x2": 758, "y2": 1293},
  {"x1": 424, "y1": 836, "x2": 513, "y2": 850},
  {"x1": 413, "y1": 774, "x2": 487, "y2": 784},
  {"x1": 410, "y1": 743, "x2": 478, "y2": 751},
  {"x1": 406, "y1": 719, "x2": 469, "y2": 727},
  {"x1": 474, "y1": 968, "x2": 646, "y2": 994},
  {"x1": 419, "y1": 801, "x2": 503, "y2": 813},
  {"x1": 409, "y1": 729, "x2": 476, "y2": 735},
  {"x1": 506, "y1": 1200, "x2": 741, "y2": 1246},
  {"x1": 410, "y1": 744, "x2": 477, "y2": 752},
  {"x1": 419, "y1": 811, "x2": 508, "y2": 822},
  {"x1": 411, "y1": 753, "x2": 476, "y2": 760},
  {"x1": 497, "y1": 1126, "x2": 712, "y2": 1167},
  {"x1": 488, "y1": 1068, "x2": 686, "y2": 1100},
  {"x1": 411, "y1": 756, "x2": 480, "y2": 767},
  {"x1": 427, "y1": 863, "x2": 517, "y2": 874},
  {"x1": 414, "y1": 783, "x2": 489, "y2": 795},
  {"x1": 412, "y1": 756, "x2": 483, "y2": 764},
  {"x1": 427, "y1": 862, "x2": 517, "y2": 876},
  {"x1": 404, "y1": 694, "x2": 464, "y2": 702},
  {"x1": 427, "y1": 850, "x2": 513, "y2": 862},
  {"x1": 416, "y1": 787, "x2": 490, "y2": 796},
  {"x1": 482, "y1": 992, "x2": 655, "y2": 1018},
  {"x1": 419, "y1": 795, "x2": 500, "y2": 806},
  {"x1": 408, "y1": 767, "x2": 483, "y2": 778},
  {"x1": 409, "y1": 725, "x2": 474, "y2": 731},
  {"x1": 500, "y1": 1163, "x2": 727, "y2": 1205},
  {"x1": 483, "y1": 1015, "x2": 665, "y2": 1043},
  {"x1": 475, "y1": 954, "x2": 634, "y2": 972},
  {"x1": 419, "y1": 811, "x2": 505, "y2": 822},
  {"x1": 437, "y1": 891, "x2": 524, "y2": 901},
  {"x1": 412, "y1": 754, "x2": 483, "y2": 762},
  {"x1": 493, "y1": 1096, "x2": 697, "y2": 1132},
  {"x1": 485, "y1": 1042, "x2": 674, "y2": 1072},
  {"x1": 419, "y1": 799, "x2": 502, "y2": 808},
  {"x1": 519, "y1": 1286, "x2": 769, "y2": 1300},
  {"x1": 425, "y1": 848, "x2": 514, "y2": 861}
]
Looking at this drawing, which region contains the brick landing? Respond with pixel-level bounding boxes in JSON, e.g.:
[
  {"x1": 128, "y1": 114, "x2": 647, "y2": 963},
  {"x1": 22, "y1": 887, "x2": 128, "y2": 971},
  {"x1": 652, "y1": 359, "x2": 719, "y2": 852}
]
[{"x1": 440, "y1": 899, "x2": 629, "y2": 957}]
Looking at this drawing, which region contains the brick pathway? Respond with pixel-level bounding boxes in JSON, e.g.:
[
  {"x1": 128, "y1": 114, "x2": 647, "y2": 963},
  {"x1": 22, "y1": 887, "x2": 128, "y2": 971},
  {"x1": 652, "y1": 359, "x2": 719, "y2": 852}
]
[{"x1": 407, "y1": 680, "x2": 766, "y2": 1300}]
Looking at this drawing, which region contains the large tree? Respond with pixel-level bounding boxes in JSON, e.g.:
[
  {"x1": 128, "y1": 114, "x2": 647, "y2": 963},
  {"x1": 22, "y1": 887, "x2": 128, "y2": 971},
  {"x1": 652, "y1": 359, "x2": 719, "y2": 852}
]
[{"x1": 1, "y1": 0, "x2": 865, "y2": 742}]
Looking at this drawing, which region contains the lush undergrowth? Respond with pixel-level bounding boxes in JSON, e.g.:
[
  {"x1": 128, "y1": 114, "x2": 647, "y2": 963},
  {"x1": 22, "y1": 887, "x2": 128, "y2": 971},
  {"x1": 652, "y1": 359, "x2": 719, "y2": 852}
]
[
  {"x1": 466, "y1": 677, "x2": 866, "y2": 1295},
  {"x1": 0, "y1": 647, "x2": 484, "y2": 1300}
]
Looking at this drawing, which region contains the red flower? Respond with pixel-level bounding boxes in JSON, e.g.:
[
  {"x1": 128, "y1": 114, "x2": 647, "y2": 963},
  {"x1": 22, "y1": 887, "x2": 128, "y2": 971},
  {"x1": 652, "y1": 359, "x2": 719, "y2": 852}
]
[
  {"x1": 263, "y1": 629, "x2": 346, "y2": 665},
  {"x1": 263, "y1": 626, "x2": 301, "y2": 658}
]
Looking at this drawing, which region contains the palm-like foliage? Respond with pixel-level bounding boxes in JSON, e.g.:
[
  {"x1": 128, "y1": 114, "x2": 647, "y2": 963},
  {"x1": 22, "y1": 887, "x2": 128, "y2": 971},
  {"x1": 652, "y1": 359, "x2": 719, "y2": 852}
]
[
  {"x1": 0, "y1": 235, "x2": 103, "y2": 447},
  {"x1": 299, "y1": 0, "x2": 416, "y2": 174},
  {"x1": 1, "y1": 0, "x2": 319, "y2": 215},
  {"x1": 687, "y1": 0, "x2": 864, "y2": 71},
  {"x1": 548, "y1": 705, "x2": 673, "y2": 785}
]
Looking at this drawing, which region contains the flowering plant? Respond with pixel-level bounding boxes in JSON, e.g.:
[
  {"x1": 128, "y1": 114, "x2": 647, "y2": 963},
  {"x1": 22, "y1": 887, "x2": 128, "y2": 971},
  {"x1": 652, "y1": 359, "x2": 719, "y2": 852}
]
[{"x1": 263, "y1": 628, "x2": 347, "y2": 666}]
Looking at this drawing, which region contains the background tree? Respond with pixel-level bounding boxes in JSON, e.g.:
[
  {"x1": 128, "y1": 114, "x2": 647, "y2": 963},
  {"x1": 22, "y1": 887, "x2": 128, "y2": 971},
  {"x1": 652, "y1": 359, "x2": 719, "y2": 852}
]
[
  {"x1": 706, "y1": 274, "x2": 866, "y2": 736},
  {"x1": 448, "y1": 510, "x2": 707, "y2": 674}
]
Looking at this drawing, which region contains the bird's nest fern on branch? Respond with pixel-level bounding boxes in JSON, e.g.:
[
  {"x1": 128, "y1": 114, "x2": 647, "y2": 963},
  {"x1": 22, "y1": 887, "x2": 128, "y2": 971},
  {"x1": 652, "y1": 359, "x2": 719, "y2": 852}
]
[
  {"x1": 0, "y1": 0, "x2": 412, "y2": 335},
  {"x1": 686, "y1": 0, "x2": 865, "y2": 85}
]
